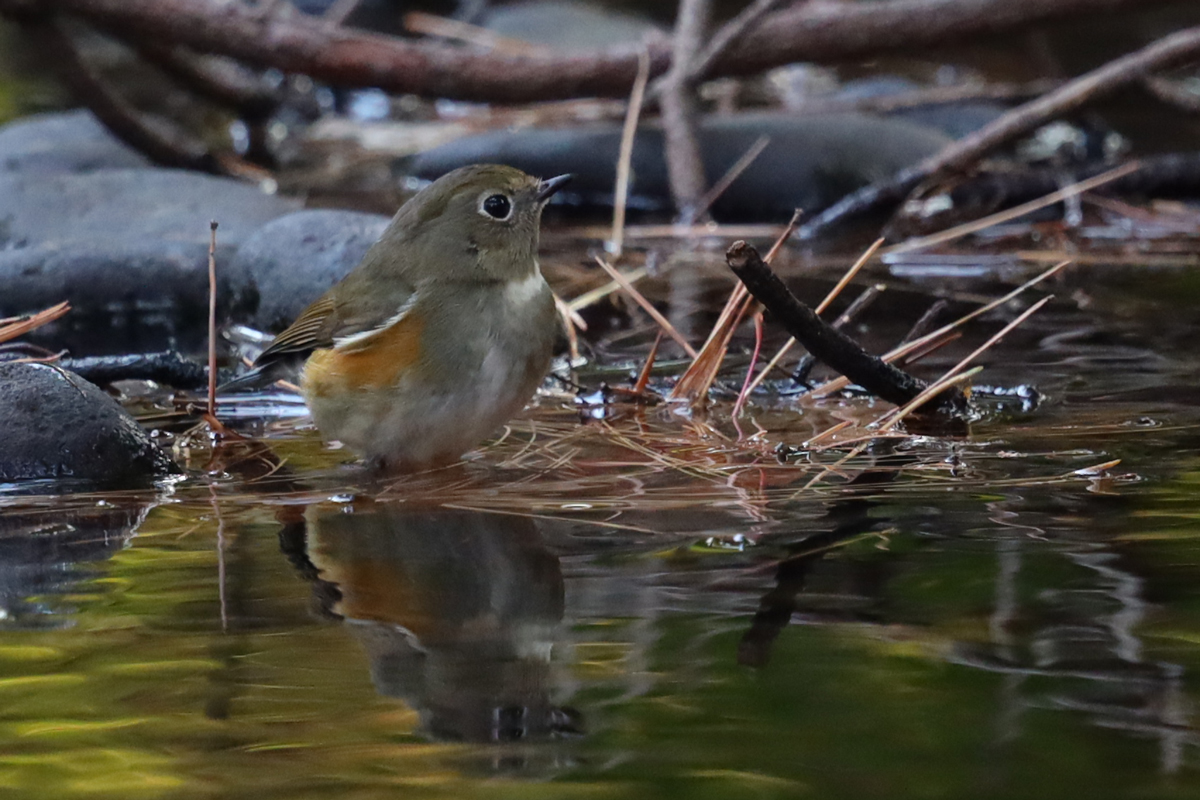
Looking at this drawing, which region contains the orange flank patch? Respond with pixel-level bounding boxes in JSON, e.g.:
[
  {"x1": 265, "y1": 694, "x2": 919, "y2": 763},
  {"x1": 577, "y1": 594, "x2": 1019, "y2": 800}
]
[
  {"x1": 303, "y1": 311, "x2": 426, "y2": 396},
  {"x1": 325, "y1": 558, "x2": 432, "y2": 634}
]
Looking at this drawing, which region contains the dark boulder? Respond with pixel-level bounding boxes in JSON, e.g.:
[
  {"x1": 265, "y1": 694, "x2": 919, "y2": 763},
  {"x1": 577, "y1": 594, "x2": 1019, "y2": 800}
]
[
  {"x1": 0, "y1": 362, "x2": 178, "y2": 487},
  {"x1": 403, "y1": 112, "x2": 953, "y2": 221},
  {"x1": 0, "y1": 168, "x2": 299, "y2": 323},
  {"x1": 228, "y1": 209, "x2": 389, "y2": 330}
]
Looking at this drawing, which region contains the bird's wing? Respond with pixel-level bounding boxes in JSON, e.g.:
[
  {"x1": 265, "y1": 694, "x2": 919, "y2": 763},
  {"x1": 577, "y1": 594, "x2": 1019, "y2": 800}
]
[
  {"x1": 254, "y1": 295, "x2": 340, "y2": 363},
  {"x1": 255, "y1": 279, "x2": 420, "y2": 366}
]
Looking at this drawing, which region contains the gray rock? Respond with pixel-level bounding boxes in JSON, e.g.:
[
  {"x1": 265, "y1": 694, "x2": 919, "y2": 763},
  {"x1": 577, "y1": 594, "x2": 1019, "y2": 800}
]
[
  {"x1": 404, "y1": 112, "x2": 953, "y2": 221},
  {"x1": 0, "y1": 168, "x2": 297, "y2": 249},
  {"x1": 0, "y1": 362, "x2": 178, "y2": 486},
  {"x1": 229, "y1": 209, "x2": 389, "y2": 330},
  {"x1": 0, "y1": 110, "x2": 148, "y2": 176},
  {"x1": 0, "y1": 168, "x2": 299, "y2": 320},
  {"x1": 0, "y1": 239, "x2": 239, "y2": 322}
]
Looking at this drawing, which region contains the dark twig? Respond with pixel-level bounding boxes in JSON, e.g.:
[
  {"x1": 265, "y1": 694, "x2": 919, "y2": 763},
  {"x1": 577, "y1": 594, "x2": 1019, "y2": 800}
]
[
  {"x1": 800, "y1": 24, "x2": 1200, "y2": 238},
  {"x1": 7, "y1": 0, "x2": 1168, "y2": 104},
  {"x1": 36, "y1": 17, "x2": 222, "y2": 173},
  {"x1": 901, "y1": 299, "x2": 949, "y2": 345},
  {"x1": 790, "y1": 284, "x2": 884, "y2": 386},
  {"x1": 207, "y1": 221, "x2": 219, "y2": 421},
  {"x1": 726, "y1": 241, "x2": 968, "y2": 415},
  {"x1": 58, "y1": 351, "x2": 209, "y2": 388},
  {"x1": 661, "y1": 0, "x2": 711, "y2": 222}
]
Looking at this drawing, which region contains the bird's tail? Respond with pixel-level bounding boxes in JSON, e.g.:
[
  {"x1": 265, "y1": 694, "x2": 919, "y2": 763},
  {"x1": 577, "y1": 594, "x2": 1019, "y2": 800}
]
[{"x1": 217, "y1": 362, "x2": 292, "y2": 394}]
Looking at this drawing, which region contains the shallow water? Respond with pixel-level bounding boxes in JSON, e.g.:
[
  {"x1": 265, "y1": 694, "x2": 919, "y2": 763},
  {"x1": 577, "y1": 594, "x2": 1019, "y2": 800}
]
[{"x1": 6, "y1": 238, "x2": 1200, "y2": 800}]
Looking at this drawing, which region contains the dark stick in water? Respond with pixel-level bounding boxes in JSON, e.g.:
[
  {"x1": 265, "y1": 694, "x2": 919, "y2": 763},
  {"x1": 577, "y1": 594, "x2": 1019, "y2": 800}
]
[{"x1": 725, "y1": 241, "x2": 968, "y2": 417}]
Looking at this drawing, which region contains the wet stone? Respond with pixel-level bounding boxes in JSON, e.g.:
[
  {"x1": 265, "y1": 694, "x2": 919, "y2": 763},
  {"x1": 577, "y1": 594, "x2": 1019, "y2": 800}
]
[
  {"x1": 0, "y1": 362, "x2": 178, "y2": 487},
  {"x1": 0, "y1": 168, "x2": 299, "y2": 319},
  {"x1": 0, "y1": 110, "x2": 148, "y2": 176},
  {"x1": 228, "y1": 209, "x2": 389, "y2": 331}
]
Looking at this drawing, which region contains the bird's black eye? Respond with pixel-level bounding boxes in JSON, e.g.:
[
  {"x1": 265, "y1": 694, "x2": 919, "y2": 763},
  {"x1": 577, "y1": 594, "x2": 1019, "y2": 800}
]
[{"x1": 481, "y1": 193, "x2": 512, "y2": 220}]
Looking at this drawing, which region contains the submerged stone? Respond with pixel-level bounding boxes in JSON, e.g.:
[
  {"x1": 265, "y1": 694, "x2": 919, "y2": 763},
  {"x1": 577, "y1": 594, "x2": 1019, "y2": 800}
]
[{"x1": 0, "y1": 362, "x2": 178, "y2": 487}]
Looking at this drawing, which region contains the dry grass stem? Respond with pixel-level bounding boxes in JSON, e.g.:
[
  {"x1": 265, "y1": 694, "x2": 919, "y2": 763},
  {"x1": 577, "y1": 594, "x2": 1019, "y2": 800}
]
[
  {"x1": 886, "y1": 162, "x2": 1139, "y2": 255},
  {"x1": 799, "y1": 369, "x2": 984, "y2": 491},
  {"x1": 804, "y1": 419, "x2": 853, "y2": 447},
  {"x1": 764, "y1": 209, "x2": 803, "y2": 262},
  {"x1": 669, "y1": 210, "x2": 801, "y2": 404},
  {"x1": 875, "y1": 295, "x2": 1054, "y2": 428},
  {"x1": 731, "y1": 309, "x2": 765, "y2": 425},
  {"x1": 0, "y1": 301, "x2": 71, "y2": 345},
  {"x1": 552, "y1": 290, "x2": 585, "y2": 363},
  {"x1": 668, "y1": 286, "x2": 751, "y2": 403},
  {"x1": 812, "y1": 259, "x2": 1070, "y2": 398},
  {"x1": 633, "y1": 331, "x2": 664, "y2": 395},
  {"x1": 693, "y1": 134, "x2": 771, "y2": 221},
  {"x1": 900, "y1": 330, "x2": 962, "y2": 365},
  {"x1": 568, "y1": 265, "x2": 650, "y2": 312},
  {"x1": 880, "y1": 365, "x2": 984, "y2": 431},
  {"x1": 207, "y1": 221, "x2": 219, "y2": 421},
  {"x1": 594, "y1": 256, "x2": 698, "y2": 357},
  {"x1": 609, "y1": 47, "x2": 652, "y2": 258}
]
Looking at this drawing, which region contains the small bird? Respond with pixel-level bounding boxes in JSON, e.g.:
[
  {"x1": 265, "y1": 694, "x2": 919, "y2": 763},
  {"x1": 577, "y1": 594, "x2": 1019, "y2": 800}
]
[{"x1": 224, "y1": 164, "x2": 570, "y2": 471}]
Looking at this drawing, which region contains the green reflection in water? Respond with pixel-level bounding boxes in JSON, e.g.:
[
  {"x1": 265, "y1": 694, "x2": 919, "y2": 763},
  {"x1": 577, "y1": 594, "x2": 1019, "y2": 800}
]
[{"x1": 0, "y1": 468, "x2": 1199, "y2": 799}]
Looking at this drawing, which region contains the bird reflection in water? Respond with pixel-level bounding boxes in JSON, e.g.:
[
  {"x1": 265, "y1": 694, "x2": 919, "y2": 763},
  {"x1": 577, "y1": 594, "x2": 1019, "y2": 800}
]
[{"x1": 279, "y1": 503, "x2": 582, "y2": 742}]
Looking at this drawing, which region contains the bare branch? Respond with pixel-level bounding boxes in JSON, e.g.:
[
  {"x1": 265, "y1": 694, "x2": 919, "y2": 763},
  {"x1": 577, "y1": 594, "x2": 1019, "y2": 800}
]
[
  {"x1": 661, "y1": 0, "x2": 711, "y2": 221},
  {"x1": 0, "y1": 0, "x2": 1172, "y2": 104},
  {"x1": 34, "y1": 17, "x2": 222, "y2": 173},
  {"x1": 690, "y1": 0, "x2": 788, "y2": 84},
  {"x1": 129, "y1": 42, "x2": 281, "y2": 119}
]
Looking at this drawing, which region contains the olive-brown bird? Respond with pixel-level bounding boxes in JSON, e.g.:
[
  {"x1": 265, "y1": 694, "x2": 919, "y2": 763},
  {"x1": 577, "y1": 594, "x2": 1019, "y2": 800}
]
[{"x1": 224, "y1": 164, "x2": 570, "y2": 471}]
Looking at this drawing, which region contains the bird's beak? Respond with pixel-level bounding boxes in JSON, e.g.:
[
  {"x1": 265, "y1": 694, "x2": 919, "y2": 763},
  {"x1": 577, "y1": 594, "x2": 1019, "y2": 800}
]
[{"x1": 536, "y1": 173, "x2": 573, "y2": 202}]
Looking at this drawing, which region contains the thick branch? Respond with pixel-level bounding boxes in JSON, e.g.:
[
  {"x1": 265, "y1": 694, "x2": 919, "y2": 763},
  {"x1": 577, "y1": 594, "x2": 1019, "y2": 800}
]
[
  {"x1": 130, "y1": 42, "x2": 282, "y2": 119},
  {"x1": 35, "y1": 18, "x2": 221, "y2": 173},
  {"x1": 726, "y1": 241, "x2": 968, "y2": 416},
  {"x1": 0, "y1": 0, "x2": 1174, "y2": 103}
]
